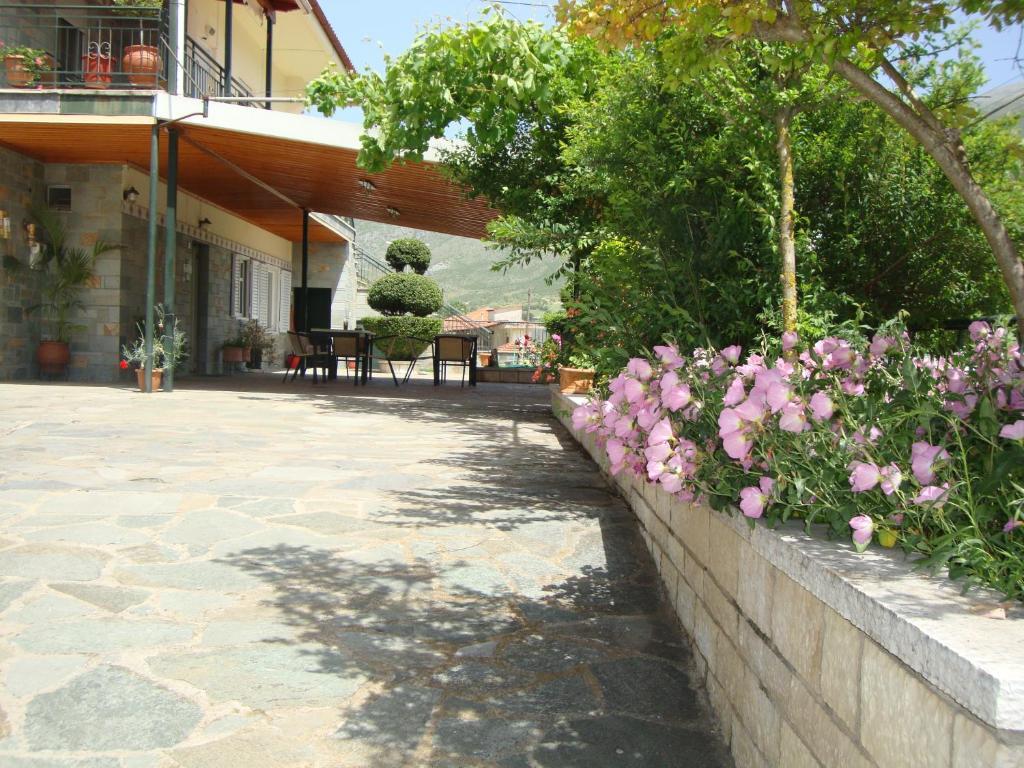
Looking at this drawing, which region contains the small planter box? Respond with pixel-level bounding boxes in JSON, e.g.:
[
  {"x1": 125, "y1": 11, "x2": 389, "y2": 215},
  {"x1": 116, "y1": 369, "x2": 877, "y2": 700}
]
[{"x1": 477, "y1": 367, "x2": 543, "y2": 384}]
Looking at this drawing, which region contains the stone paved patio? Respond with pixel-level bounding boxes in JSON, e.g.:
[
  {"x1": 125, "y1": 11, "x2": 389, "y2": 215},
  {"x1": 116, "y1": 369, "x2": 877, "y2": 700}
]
[{"x1": 0, "y1": 377, "x2": 731, "y2": 767}]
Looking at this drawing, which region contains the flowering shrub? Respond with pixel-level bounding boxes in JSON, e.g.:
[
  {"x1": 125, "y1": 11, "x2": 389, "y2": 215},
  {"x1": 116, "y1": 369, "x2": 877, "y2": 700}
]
[{"x1": 572, "y1": 322, "x2": 1024, "y2": 599}]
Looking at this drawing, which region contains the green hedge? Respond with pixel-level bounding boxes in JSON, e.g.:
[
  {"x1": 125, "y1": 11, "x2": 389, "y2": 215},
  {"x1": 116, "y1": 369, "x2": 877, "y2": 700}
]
[
  {"x1": 367, "y1": 272, "x2": 443, "y2": 317},
  {"x1": 361, "y1": 316, "x2": 443, "y2": 360},
  {"x1": 385, "y1": 238, "x2": 431, "y2": 275}
]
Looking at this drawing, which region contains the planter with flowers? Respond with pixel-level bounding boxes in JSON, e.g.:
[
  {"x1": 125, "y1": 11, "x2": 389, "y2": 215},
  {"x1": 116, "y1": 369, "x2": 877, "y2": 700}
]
[
  {"x1": 120, "y1": 305, "x2": 188, "y2": 390},
  {"x1": 112, "y1": 0, "x2": 163, "y2": 87},
  {"x1": 1, "y1": 44, "x2": 53, "y2": 88},
  {"x1": 533, "y1": 332, "x2": 596, "y2": 393},
  {"x1": 240, "y1": 319, "x2": 274, "y2": 370}
]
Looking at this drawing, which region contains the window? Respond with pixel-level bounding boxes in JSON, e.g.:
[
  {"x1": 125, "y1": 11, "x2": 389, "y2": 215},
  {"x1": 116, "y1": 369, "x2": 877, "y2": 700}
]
[
  {"x1": 47, "y1": 186, "x2": 72, "y2": 211},
  {"x1": 232, "y1": 255, "x2": 291, "y2": 331}
]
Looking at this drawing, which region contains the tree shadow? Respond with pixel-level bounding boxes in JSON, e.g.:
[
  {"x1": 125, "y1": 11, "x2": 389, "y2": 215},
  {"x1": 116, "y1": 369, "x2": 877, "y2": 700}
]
[{"x1": 215, "y1": 505, "x2": 733, "y2": 767}]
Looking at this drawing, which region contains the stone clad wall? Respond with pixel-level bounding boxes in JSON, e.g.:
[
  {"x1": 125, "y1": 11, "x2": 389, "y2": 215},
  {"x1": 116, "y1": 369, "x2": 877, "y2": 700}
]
[{"x1": 553, "y1": 389, "x2": 1024, "y2": 768}]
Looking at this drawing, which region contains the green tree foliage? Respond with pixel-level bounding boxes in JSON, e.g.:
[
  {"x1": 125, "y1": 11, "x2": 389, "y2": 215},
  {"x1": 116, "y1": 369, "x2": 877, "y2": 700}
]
[
  {"x1": 559, "y1": 0, "x2": 1024, "y2": 336},
  {"x1": 367, "y1": 273, "x2": 443, "y2": 317},
  {"x1": 385, "y1": 238, "x2": 432, "y2": 274}
]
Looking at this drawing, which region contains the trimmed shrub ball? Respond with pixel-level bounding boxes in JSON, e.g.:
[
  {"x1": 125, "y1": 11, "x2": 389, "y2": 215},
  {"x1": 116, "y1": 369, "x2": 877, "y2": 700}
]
[
  {"x1": 367, "y1": 272, "x2": 443, "y2": 317},
  {"x1": 385, "y1": 238, "x2": 432, "y2": 275},
  {"x1": 359, "y1": 316, "x2": 443, "y2": 360}
]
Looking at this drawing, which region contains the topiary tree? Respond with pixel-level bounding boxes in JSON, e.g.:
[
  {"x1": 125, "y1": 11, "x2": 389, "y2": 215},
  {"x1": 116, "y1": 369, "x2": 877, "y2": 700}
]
[
  {"x1": 385, "y1": 238, "x2": 432, "y2": 275},
  {"x1": 367, "y1": 272, "x2": 443, "y2": 316}
]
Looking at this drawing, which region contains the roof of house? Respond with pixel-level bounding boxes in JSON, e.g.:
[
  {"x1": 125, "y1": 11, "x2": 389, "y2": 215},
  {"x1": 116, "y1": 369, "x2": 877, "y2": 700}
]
[{"x1": 442, "y1": 318, "x2": 497, "y2": 332}]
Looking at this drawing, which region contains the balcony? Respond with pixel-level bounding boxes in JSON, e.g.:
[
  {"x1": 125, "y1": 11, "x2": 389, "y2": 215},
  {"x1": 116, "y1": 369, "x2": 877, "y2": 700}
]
[{"x1": 0, "y1": 2, "x2": 248, "y2": 98}]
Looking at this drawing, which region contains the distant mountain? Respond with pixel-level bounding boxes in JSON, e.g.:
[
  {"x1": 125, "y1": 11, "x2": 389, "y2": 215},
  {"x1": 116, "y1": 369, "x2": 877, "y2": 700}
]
[
  {"x1": 354, "y1": 219, "x2": 564, "y2": 314},
  {"x1": 975, "y1": 81, "x2": 1024, "y2": 134}
]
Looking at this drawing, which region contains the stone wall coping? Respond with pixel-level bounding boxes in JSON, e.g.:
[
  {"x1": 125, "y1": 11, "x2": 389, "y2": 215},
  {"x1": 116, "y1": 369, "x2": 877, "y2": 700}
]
[{"x1": 554, "y1": 389, "x2": 1024, "y2": 732}]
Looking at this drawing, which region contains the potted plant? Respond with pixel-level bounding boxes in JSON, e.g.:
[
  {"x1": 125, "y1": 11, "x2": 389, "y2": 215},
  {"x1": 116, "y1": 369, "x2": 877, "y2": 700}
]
[
  {"x1": 1, "y1": 44, "x2": 53, "y2": 88},
  {"x1": 119, "y1": 304, "x2": 188, "y2": 390},
  {"x1": 221, "y1": 337, "x2": 250, "y2": 369},
  {"x1": 558, "y1": 351, "x2": 597, "y2": 394},
  {"x1": 240, "y1": 319, "x2": 274, "y2": 370},
  {"x1": 15, "y1": 209, "x2": 118, "y2": 378},
  {"x1": 82, "y1": 41, "x2": 113, "y2": 89},
  {"x1": 113, "y1": 0, "x2": 163, "y2": 87}
]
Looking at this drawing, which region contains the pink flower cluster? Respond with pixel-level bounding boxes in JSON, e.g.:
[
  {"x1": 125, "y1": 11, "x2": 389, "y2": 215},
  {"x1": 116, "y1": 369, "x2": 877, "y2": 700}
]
[{"x1": 573, "y1": 322, "x2": 1024, "y2": 555}]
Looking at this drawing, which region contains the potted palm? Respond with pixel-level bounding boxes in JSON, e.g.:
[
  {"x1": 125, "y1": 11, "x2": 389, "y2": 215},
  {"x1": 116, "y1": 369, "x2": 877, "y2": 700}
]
[
  {"x1": 113, "y1": 0, "x2": 163, "y2": 87},
  {"x1": 21, "y1": 209, "x2": 118, "y2": 378}
]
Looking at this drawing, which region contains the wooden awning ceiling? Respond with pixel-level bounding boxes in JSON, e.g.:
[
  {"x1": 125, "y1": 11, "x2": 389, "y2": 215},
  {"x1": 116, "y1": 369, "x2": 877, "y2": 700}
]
[{"x1": 0, "y1": 117, "x2": 495, "y2": 242}]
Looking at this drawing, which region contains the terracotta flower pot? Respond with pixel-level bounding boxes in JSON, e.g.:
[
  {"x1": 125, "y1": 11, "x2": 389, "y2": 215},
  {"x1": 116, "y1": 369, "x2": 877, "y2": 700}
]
[
  {"x1": 135, "y1": 367, "x2": 163, "y2": 391},
  {"x1": 82, "y1": 51, "x2": 113, "y2": 89},
  {"x1": 478, "y1": 352, "x2": 492, "y2": 367},
  {"x1": 559, "y1": 367, "x2": 595, "y2": 394},
  {"x1": 122, "y1": 44, "x2": 161, "y2": 87},
  {"x1": 222, "y1": 346, "x2": 249, "y2": 364},
  {"x1": 4, "y1": 55, "x2": 34, "y2": 88},
  {"x1": 37, "y1": 340, "x2": 70, "y2": 376}
]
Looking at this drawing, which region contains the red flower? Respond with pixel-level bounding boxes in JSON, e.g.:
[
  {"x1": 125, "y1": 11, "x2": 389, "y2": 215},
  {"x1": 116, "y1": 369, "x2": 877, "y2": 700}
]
[{"x1": 119, "y1": 359, "x2": 129, "y2": 369}]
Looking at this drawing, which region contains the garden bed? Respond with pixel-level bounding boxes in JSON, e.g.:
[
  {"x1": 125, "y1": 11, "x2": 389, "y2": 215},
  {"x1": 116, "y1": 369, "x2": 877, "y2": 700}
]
[
  {"x1": 554, "y1": 386, "x2": 1024, "y2": 768},
  {"x1": 477, "y1": 366, "x2": 544, "y2": 384}
]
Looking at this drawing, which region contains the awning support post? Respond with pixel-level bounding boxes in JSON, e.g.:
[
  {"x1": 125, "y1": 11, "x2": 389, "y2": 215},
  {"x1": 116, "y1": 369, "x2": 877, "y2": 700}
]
[
  {"x1": 223, "y1": 0, "x2": 233, "y2": 96},
  {"x1": 264, "y1": 15, "x2": 273, "y2": 110},
  {"x1": 163, "y1": 128, "x2": 179, "y2": 392},
  {"x1": 143, "y1": 123, "x2": 160, "y2": 394},
  {"x1": 301, "y1": 208, "x2": 309, "y2": 331}
]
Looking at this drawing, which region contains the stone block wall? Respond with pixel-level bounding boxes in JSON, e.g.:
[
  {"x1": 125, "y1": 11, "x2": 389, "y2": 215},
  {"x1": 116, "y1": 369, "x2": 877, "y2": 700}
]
[
  {"x1": 0, "y1": 146, "x2": 44, "y2": 380},
  {"x1": 292, "y1": 240, "x2": 356, "y2": 332},
  {"x1": 553, "y1": 390, "x2": 1024, "y2": 768}
]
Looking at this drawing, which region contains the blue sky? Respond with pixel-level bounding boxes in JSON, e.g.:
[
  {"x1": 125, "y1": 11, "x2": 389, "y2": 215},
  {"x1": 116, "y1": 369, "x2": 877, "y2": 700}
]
[{"x1": 317, "y1": 1, "x2": 1022, "y2": 122}]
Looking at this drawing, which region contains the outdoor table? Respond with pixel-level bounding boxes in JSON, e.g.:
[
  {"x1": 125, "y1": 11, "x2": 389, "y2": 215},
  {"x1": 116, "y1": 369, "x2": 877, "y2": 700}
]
[{"x1": 309, "y1": 329, "x2": 373, "y2": 385}]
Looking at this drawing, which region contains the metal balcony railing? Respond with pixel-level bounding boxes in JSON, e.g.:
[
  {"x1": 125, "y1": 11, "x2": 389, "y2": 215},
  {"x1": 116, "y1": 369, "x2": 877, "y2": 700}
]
[
  {"x1": 354, "y1": 244, "x2": 394, "y2": 288},
  {"x1": 183, "y1": 34, "x2": 250, "y2": 99},
  {"x1": 0, "y1": 3, "x2": 168, "y2": 89}
]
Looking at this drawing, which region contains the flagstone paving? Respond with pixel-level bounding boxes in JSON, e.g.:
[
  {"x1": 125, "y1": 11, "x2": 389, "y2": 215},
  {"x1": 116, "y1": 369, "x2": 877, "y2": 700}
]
[{"x1": 0, "y1": 377, "x2": 731, "y2": 767}]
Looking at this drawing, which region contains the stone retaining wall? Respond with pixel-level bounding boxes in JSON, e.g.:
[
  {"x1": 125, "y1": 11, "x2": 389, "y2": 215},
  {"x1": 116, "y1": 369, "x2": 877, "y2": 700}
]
[{"x1": 553, "y1": 389, "x2": 1024, "y2": 768}]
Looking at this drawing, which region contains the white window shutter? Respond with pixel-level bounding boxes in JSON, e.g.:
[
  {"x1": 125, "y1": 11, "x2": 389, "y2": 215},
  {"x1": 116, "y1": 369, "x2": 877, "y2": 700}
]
[
  {"x1": 279, "y1": 270, "x2": 292, "y2": 331},
  {"x1": 249, "y1": 261, "x2": 260, "y2": 322},
  {"x1": 231, "y1": 254, "x2": 242, "y2": 318},
  {"x1": 259, "y1": 267, "x2": 271, "y2": 327}
]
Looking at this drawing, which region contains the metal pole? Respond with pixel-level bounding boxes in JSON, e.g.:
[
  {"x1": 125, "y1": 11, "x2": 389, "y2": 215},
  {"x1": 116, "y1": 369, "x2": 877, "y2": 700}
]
[
  {"x1": 223, "y1": 0, "x2": 233, "y2": 96},
  {"x1": 163, "y1": 128, "x2": 178, "y2": 392},
  {"x1": 166, "y1": 0, "x2": 182, "y2": 94},
  {"x1": 143, "y1": 123, "x2": 160, "y2": 394},
  {"x1": 301, "y1": 209, "x2": 309, "y2": 331},
  {"x1": 264, "y1": 15, "x2": 273, "y2": 110}
]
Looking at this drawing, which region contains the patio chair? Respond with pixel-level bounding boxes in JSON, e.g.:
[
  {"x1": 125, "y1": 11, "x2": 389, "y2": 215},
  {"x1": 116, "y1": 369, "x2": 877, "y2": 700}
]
[
  {"x1": 329, "y1": 331, "x2": 371, "y2": 385},
  {"x1": 284, "y1": 331, "x2": 331, "y2": 384},
  {"x1": 434, "y1": 334, "x2": 477, "y2": 387},
  {"x1": 368, "y1": 335, "x2": 435, "y2": 386}
]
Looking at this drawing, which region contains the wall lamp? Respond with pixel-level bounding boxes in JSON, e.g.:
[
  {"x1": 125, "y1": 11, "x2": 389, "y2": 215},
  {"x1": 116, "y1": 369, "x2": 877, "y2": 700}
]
[
  {"x1": 0, "y1": 209, "x2": 9, "y2": 240},
  {"x1": 123, "y1": 186, "x2": 140, "y2": 203},
  {"x1": 357, "y1": 179, "x2": 376, "y2": 192},
  {"x1": 197, "y1": 217, "x2": 212, "y2": 230},
  {"x1": 24, "y1": 221, "x2": 41, "y2": 267},
  {"x1": 385, "y1": 206, "x2": 400, "y2": 218}
]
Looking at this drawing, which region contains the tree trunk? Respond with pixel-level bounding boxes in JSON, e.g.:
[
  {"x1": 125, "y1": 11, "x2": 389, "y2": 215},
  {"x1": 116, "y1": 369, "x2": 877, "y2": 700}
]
[
  {"x1": 830, "y1": 58, "x2": 1024, "y2": 340},
  {"x1": 775, "y1": 107, "x2": 798, "y2": 347}
]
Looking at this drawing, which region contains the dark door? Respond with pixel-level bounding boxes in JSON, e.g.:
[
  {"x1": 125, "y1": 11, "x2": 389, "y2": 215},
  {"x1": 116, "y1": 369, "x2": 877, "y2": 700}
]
[{"x1": 293, "y1": 287, "x2": 331, "y2": 331}]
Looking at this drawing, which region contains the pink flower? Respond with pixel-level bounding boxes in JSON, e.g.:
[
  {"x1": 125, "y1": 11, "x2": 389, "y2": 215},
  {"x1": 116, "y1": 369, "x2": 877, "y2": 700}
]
[
  {"x1": 718, "y1": 407, "x2": 743, "y2": 435},
  {"x1": 782, "y1": 331, "x2": 798, "y2": 351},
  {"x1": 766, "y1": 381, "x2": 793, "y2": 413},
  {"x1": 849, "y1": 462, "x2": 882, "y2": 493},
  {"x1": 644, "y1": 442, "x2": 673, "y2": 463},
  {"x1": 880, "y1": 464, "x2": 902, "y2": 496},
  {"x1": 722, "y1": 430, "x2": 752, "y2": 460},
  {"x1": 723, "y1": 377, "x2": 746, "y2": 406},
  {"x1": 809, "y1": 392, "x2": 834, "y2": 421},
  {"x1": 869, "y1": 335, "x2": 896, "y2": 357},
  {"x1": 607, "y1": 439, "x2": 627, "y2": 467},
  {"x1": 968, "y1": 320, "x2": 991, "y2": 342},
  {"x1": 913, "y1": 484, "x2": 950, "y2": 507},
  {"x1": 648, "y1": 418, "x2": 673, "y2": 447},
  {"x1": 1004, "y1": 519, "x2": 1023, "y2": 533},
  {"x1": 627, "y1": 357, "x2": 654, "y2": 381},
  {"x1": 824, "y1": 344, "x2": 856, "y2": 370},
  {"x1": 623, "y1": 378, "x2": 646, "y2": 403},
  {"x1": 720, "y1": 345, "x2": 742, "y2": 364},
  {"x1": 653, "y1": 344, "x2": 684, "y2": 368},
  {"x1": 739, "y1": 482, "x2": 770, "y2": 518},
  {"x1": 999, "y1": 420, "x2": 1024, "y2": 440},
  {"x1": 910, "y1": 442, "x2": 949, "y2": 485},
  {"x1": 660, "y1": 473, "x2": 683, "y2": 494},
  {"x1": 636, "y1": 406, "x2": 661, "y2": 431},
  {"x1": 551, "y1": 333, "x2": 562, "y2": 345},
  {"x1": 778, "y1": 401, "x2": 807, "y2": 433},
  {"x1": 849, "y1": 515, "x2": 874, "y2": 551},
  {"x1": 659, "y1": 372, "x2": 691, "y2": 412},
  {"x1": 734, "y1": 398, "x2": 766, "y2": 424}
]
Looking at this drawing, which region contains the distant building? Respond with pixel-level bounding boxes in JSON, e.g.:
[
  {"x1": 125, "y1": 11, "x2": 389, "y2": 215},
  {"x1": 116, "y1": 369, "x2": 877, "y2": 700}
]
[{"x1": 444, "y1": 304, "x2": 546, "y2": 364}]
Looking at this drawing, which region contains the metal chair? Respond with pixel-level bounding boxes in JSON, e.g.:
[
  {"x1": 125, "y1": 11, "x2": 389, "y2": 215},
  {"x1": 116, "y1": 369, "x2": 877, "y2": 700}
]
[
  {"x1": 433, "y1": 334, "x2": 477, "y2": 387},
  {"x1": 284, "y1": 331, "x2": 331, "y2": 383},
  {"x1": 329, "y1": 331, "x2": 371, "y2": 385}
]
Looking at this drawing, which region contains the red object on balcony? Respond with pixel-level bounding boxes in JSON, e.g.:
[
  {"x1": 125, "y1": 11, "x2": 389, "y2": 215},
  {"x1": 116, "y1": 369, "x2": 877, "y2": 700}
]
[{"x1": 82, "y1": 43, "x2": 113, "y2": 89}]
